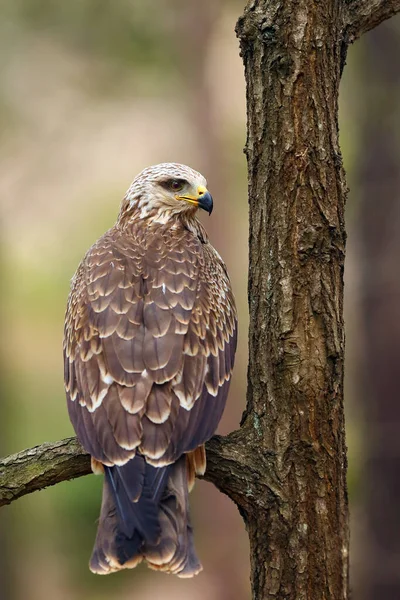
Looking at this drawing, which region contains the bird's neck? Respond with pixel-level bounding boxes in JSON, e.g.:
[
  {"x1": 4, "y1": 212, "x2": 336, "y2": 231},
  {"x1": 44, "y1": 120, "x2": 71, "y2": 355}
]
[
  {"x1": 118, "y1": 206, "x2": 209, "y2": 244},
  {"x1": 179, "y1": 213, "x2": 209, "y2": 243}
]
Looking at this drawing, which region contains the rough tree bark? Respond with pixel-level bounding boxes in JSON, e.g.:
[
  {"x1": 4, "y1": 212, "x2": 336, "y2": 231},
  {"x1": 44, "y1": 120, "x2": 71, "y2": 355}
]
[
  {"x1": 1, "y1": 1, "x2": 400, "y2": 599},
  {"x1": 235, "y1": 3, "x2": 349, "y2": 597}
]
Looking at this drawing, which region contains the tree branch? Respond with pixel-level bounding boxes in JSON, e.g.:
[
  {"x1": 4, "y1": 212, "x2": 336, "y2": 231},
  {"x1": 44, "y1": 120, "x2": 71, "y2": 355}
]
[
  {"x1": 0, "y1": 430, "x2": 283, "y2": 517},
  {"x1": 0, "y1": 433, "x2": 263, "y2": 510},
  {"x1": 0, "y1": 438, "x2": 91, "y2": 508},
  {"x1": 344, "y1": 0, "x2": 400, "y2": 43}
]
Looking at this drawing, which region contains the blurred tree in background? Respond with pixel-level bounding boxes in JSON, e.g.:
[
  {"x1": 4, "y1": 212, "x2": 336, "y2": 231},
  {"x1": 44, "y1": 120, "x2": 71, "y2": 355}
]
[
  {"x1": 357, "y1": 21, "x2": 400, "y2": 600},
  {"x1": 1, "y1": 1, "x2": 400, "y2": 599}
]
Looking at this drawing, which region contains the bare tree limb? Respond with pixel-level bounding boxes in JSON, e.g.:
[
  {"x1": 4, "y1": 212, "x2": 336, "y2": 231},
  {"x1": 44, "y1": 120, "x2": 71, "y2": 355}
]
[
  {"x1": 0, "y1": 433, "x2": 260, "y2": 510},
  {"x1": 0, "y1": 430, "x2": 283, "y2": 516},
  {"x1": 0, "y1": 438, "x2": 91, "y2": 508},
  {"x1": 344, "y1": 0, "x2": 400, "y2": 43}
]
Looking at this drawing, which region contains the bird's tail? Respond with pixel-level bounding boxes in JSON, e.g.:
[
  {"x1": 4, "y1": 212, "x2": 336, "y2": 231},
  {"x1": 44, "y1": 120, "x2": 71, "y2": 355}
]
[{"x1": 89, "y1": 449, "x2": 205, "y2": 577}]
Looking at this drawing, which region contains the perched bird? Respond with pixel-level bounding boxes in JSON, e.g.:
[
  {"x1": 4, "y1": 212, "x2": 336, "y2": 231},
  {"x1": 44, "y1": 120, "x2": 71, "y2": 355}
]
[{"x1": 63, "y1": 163, "x2": 237, "y2": 577}]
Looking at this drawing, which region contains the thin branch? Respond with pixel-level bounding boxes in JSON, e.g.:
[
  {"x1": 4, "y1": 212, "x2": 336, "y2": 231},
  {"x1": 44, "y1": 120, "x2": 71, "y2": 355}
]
[
  {"x1": 0, "y1": 438, "x2": 91, "y2": 508},
  {"x1": 0, "y1": 434, "x2": 248, "y2": 509},
  {"x1": 0, "y1": 431, "x2": 279, "y2": 513},
  {"x1": 344, "y1": 0, "x2": 400, "y2": 43}
]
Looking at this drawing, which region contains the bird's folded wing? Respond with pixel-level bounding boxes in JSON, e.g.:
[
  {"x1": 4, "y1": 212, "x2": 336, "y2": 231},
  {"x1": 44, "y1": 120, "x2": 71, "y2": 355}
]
[{"x1": 64, "y1": 225, "x2": 237, "y2": 468}]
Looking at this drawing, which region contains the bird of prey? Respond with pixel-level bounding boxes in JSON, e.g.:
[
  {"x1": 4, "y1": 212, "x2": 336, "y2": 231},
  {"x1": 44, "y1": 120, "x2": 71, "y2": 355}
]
[{"x1": 63, "y1": 163, "x2": 237, "y2": 577}]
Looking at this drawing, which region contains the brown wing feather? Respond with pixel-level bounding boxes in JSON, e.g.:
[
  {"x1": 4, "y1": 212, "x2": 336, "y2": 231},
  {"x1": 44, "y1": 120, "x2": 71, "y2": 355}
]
[{"x1": 64, "y1": 222, "x2": 237, "y2": 469}]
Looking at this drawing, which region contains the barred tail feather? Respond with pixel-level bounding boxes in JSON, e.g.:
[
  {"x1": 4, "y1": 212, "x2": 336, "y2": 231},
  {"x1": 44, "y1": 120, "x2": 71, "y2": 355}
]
[
  {"x1": 144, "y1": 455, "x2": 202, "y2": 577},
  {"x1": 89, "y1": 480, "x2": 143, "y2": 574},
  {"x1": 89, "y1": 453, "x2": 203, "y2": 577}
]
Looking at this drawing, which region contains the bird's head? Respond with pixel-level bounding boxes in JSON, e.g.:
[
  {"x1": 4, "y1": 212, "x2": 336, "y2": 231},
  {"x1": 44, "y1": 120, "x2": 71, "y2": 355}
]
[{"x1": 118, "y1": 163, "x2": 213, "y2": 224}]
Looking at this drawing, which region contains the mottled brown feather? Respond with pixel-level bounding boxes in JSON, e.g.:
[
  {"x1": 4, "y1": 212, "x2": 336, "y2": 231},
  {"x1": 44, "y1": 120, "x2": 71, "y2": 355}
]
[{"x1": 64, "y1": 220, "x2": 237, "y2": 463}]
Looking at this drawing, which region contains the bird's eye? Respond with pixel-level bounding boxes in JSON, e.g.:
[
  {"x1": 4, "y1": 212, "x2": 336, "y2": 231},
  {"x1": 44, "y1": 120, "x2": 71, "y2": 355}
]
[{"x1": 170, "y1": 180, "x2": 184, "y2": 192}]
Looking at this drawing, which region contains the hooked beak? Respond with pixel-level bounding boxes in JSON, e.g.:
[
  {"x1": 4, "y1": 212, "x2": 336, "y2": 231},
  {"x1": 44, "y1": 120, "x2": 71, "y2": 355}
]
[
  {"x1": 197, "y1": 190, "x2": 213, "y2": 215},
  {"x1": 176, "y1": 185, "x2": 214, "y2": 215}
]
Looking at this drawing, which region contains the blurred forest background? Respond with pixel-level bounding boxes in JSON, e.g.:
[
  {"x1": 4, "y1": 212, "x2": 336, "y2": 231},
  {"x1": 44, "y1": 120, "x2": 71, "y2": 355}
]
[{"x1": 0, "y1": 1, "x2": 399, "y2": 599}]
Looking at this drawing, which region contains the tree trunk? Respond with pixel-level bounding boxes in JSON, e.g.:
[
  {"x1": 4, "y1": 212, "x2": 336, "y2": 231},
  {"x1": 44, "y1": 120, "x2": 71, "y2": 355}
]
[{"x1": 235, "y1": 2, "x2": 349, "y2": 598}]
